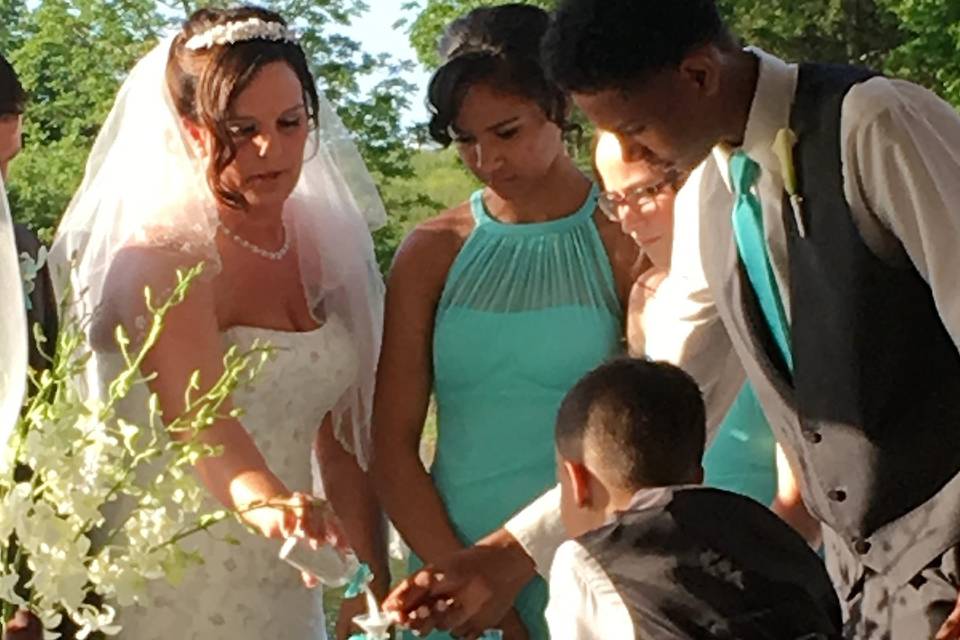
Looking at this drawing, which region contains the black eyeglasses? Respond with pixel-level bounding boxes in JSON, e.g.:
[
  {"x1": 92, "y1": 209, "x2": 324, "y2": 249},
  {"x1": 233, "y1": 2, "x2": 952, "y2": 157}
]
[{"x1": 597, "y1": 170, "x2": 681, "y2": 222}]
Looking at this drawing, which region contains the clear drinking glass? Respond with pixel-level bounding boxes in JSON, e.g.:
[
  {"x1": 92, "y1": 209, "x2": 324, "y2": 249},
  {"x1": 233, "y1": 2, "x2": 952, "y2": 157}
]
[{"x1": 278, "y1": 537, "x2": 360, "y2": 587}]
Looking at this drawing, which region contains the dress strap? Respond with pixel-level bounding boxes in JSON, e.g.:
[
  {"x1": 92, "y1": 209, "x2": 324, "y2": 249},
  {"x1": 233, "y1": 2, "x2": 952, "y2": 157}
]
[
  {"x1": 469, "y1": 189, "x2": 489, "y2": 225},
  {"x1": 468, "y1": 184, "x2": 600, "y2": 233}
]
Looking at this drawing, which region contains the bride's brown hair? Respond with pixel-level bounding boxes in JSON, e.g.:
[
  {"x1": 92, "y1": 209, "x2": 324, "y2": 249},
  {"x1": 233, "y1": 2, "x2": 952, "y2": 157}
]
[{"x1": 167, "y1": 5, "x2": 320, "y2": 210}]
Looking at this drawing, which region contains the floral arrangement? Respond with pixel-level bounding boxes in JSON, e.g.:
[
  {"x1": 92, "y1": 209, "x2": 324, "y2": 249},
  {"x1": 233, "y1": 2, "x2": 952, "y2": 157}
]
[{"x1": 0, "y1": 265, "x2": 270, "y2": 639}]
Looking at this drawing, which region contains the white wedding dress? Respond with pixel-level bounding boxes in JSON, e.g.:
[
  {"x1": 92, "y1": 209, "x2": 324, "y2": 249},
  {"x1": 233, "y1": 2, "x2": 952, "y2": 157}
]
[{"x1": 114, "y1": 316, "x2": 359, "y2": 640}]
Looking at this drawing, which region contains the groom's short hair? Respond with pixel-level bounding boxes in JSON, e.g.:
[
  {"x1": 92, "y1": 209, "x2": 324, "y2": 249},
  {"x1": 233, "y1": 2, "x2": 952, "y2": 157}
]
[
  {"x1": 542, "y1": 0, "x2": 734, "y2": 94},
  {"x1": 0, "y1": 54, "x2": 26, "y2": 116}
]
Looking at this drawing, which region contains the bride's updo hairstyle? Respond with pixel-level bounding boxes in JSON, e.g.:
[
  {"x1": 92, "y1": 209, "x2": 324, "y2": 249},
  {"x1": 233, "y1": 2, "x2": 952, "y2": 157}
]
[
  {"x1": 166, "y1": 5, "x2": 320, "y2": 210},
  {"x1": 427, "y1": 3, "x2": 573, "y2": 147}
]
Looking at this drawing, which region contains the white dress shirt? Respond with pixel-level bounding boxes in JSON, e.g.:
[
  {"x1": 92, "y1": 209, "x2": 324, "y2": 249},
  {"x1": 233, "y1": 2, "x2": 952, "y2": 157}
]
[
  {"x1": 650, "y1": 47, "x2": 960, "y2": 427},
  {"x1": 545, "y1": 539, "x2": 635, "y2": 639},
  {"x1": 544, "y1": 488, "x2": 681, "y2": 639},
  {"x1": 0, "y1": 174, "x2": 27, "y2": 446},
  {"x1": 507, "y1": 47, "x2": 960, "y2": 578}
]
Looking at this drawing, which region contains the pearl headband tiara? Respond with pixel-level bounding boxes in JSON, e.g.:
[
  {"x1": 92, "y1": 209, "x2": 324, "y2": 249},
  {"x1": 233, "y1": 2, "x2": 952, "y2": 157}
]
[{"x1": 184, "y1": 17, "x2": 297, "y2": 51}]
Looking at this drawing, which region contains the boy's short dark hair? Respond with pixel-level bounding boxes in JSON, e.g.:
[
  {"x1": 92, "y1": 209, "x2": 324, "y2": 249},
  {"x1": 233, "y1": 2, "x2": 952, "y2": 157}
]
[
  {"x1": 542, "y1": 0, "x2": 733, "y2": 93},
  {"x1": 0, "y1": 53, "x2": 27, "y2": 115},
  {"x1": 556, "y1": 358, "x2": 706, "y2": 490}
]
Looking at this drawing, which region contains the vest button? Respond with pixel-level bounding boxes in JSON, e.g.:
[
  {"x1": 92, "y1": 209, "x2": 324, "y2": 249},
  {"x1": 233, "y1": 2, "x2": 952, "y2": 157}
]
[
  {"x1": 828, "y1": 489, "x2": 847, "y2": 502},
  {"x1": 802, "y1": 429, "x2": 823, "y2": 444},
  {"x1": 854, "y1": 539, "x2": 872, "y2": 554}
]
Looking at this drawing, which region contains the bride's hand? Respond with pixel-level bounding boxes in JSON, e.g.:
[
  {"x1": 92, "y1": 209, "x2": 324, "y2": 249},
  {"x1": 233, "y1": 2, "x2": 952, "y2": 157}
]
[
  {"x1": 245, "y1": 491, "x2": 347, "y2": 546},
  {"x1": 244, "y1": 492, "x2": 352, "y2": 587},
  {"x1": 280, "y1": 492, "x2": 347, "y2": 548}
]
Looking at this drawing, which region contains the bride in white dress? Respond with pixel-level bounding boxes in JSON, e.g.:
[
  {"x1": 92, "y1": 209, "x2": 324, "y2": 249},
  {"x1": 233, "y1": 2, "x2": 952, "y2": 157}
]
[{"x1": 50, "y1": 6, "x2": 389, "y2": 639}]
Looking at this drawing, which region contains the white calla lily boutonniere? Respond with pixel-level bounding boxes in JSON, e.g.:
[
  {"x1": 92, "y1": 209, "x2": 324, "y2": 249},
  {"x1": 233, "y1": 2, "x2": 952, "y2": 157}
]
[
  {"x1": 18, "y1": 245, "x2": 47, "y2": 311},
  {"x1": 771, "y1": 127, "x2": 807, "y2": 238}
]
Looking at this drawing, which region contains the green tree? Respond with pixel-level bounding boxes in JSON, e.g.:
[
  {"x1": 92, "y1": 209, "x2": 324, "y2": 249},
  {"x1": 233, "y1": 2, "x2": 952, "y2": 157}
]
[
  {"x1": 7, "y1": 0, "x2": 166, "y2": 236},
  {"x1": 406, "y1": 0, "x2": 960, "y2": 108},
  {"x1": 881, "y1": 0, "x2": 960, "y2": 106},
  {"x1": 0, "y1": 0, "x2": 28, "y2": 52},
  {"x1": 4, "y1": 0, "x2": 422, "y2": 269},
  {"x1": 716, "y1": 0, "x2": 905, "y2": 69},
  {"x1": 719, "y1": 0, "x2": 960, "y2": 107}
]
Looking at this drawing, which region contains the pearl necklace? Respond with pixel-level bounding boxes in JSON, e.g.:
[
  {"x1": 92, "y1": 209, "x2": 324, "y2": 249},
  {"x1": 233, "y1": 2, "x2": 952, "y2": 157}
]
[{"x1": 219, "y1": 222, "x2": 292, "y2": 261}]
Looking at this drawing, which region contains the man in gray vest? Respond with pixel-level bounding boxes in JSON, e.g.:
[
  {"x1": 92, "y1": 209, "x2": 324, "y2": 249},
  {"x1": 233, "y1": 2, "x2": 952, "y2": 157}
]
[
  {"x1": 1, "y1": 53, "x2": 58, "y2": 374},
  {"x1": 384, "y1": 1, "x2": 960, "y2": 638}
]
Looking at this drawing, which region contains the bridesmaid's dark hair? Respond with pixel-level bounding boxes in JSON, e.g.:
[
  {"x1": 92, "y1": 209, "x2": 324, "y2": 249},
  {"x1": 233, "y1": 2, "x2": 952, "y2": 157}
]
[
  {"x1": 427, "y1": 3, "x2": 573, "y2": 146},
  {"x1": 166, "y1": 5, "x2": 320, "y2": 210}
]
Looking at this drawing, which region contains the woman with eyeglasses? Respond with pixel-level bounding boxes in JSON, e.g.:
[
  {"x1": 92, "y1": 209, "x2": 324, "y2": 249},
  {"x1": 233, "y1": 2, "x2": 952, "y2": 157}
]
[
  {"x1": 593, "y1": 130, "x2": 821, "y2": 545},
  {"x1": 593, "y1": 156, "x2": 684, "y2": 354},
  {"x1": 371, "y1": 5, "x2": 638, "y2": 639}
]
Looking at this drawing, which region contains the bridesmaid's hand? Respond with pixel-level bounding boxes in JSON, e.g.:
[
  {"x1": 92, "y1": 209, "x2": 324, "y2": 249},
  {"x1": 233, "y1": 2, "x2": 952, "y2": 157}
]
[{"x1": 384, "y1": 534, "x2": 534, "y2": 636}]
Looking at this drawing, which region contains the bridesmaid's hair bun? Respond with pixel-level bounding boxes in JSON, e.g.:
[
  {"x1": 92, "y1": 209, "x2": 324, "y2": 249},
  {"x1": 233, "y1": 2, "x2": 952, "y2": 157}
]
[
  {"x1": 427, "y1": 4, "x2": 572, "y2": 147},
  {"x1": 437, "y1": 3, "x2": 548, "y2": 63}
]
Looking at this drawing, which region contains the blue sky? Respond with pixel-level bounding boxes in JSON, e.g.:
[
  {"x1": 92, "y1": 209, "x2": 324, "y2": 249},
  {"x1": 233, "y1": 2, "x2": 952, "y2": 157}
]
[{"x1": 341, "y1": 0, "x2": 433, "y2": 127}]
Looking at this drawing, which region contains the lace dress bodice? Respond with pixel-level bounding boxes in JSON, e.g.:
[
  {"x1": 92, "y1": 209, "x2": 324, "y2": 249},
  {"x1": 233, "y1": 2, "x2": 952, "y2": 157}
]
[
  {"x1": 116, "y1": 316, "x2": 358, "y2": 640},
  {"x1": 224, "y1": 318, "x2": 358, "y2": 492}
]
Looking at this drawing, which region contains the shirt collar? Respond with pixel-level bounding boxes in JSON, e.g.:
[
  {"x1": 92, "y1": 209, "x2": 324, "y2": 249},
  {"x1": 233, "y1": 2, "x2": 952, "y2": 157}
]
[
  {"x1": 712, "y1": 47, "x2": 798, "y2": 192},
  {"x1": 604, "y1": 484, "x2": 701, "y2": 525}
]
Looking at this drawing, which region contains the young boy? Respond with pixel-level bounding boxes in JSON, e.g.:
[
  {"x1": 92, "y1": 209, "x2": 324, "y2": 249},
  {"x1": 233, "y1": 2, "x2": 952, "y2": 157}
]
[{"x1": 548, "y1": 357, "x2": 840, "y2": 638}]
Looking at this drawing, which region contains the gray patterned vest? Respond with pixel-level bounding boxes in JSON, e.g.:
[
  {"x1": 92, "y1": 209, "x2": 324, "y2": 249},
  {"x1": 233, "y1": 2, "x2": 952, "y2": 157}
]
[
  {"x1": 789, "y1": 63, "x2": 960, "y2": 539},
  {"x1": 577, "y1": 488, "x2": 841, "y2": 639}
]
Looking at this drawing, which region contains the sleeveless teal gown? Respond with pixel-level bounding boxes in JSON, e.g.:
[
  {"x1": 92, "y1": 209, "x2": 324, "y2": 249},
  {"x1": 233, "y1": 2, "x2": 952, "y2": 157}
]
[
  {"x1": 410, "y1": 186, "x2": 624, "y2": 639},
  {"x1": 703, "y1": 383, "x2": 777, "y2": 506}
]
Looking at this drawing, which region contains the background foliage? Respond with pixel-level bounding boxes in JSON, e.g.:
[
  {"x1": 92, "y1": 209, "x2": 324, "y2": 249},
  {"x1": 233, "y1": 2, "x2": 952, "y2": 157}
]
[
  {"x1": 2, "y1": 0, "x2": 428, "y2": 270},
  {"x1": 2, "y1": 0, "x2": 959, "y2": 270},
  {"x1": 407, "y1": 0, "x2": 960, "y2": 109}
]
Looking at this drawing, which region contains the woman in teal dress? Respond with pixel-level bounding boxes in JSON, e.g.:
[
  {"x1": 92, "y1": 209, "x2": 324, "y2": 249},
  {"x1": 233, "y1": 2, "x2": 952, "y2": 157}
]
[
  {"x1": 372, "y1": 6, "x2": 638, "y2": 639},
  {"x1": 591, "y1": 130, "x2": 819, "y2": 533}
]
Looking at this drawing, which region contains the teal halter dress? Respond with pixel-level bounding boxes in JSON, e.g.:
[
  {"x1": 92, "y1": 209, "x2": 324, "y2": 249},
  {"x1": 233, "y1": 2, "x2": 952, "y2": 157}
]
[
  {"x1": 411, "y1": 186, "x2": 624, "y2": 638},
  {"x1": 703, "y1": 384, "x2": 778, "y2": 506}
]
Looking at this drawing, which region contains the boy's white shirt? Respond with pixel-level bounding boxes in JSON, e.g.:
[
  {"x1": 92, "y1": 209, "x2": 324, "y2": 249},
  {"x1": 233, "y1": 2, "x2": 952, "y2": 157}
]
[
  {"x1": 530, "y1": 486, "x2": 687, "y2": 638},
  {"x1": 545, "y1": 539, "x2": 634, "y2": 639},
  {"x1": 504, "y1": 486, "x2": 565, "y2": 579}
]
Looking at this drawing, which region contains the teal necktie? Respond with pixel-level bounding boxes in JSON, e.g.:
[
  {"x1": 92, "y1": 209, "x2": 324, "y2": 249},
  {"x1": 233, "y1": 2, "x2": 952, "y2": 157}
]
[{"x1": 729, "y1": 151, "x2": 793, "y2": 371}]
